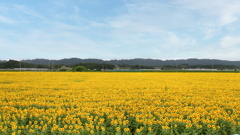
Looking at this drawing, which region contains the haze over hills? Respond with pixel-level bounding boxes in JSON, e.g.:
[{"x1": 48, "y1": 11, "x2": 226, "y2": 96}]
[
  {"x1": 19, "y1": 58, "x2": 240, "y2": 66},
  {"x1": 0, "y1": 60, "x2": 7, "y2": 63}
]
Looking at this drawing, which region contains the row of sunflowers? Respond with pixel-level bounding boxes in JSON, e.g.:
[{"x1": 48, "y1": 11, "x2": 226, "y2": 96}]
[{"x1": 0, "y1": 72, "x2": 240, "y2": 134}]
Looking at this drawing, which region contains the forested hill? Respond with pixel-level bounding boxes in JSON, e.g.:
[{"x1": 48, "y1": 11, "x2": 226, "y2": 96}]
[
  {"x1": 21, "y1": 58, "x2": 240, "y2": 66},
  {"x1": 0, "y1": 60, "x2": 46, "y2": 69},
  {"x1": 0, "y1": 60, "x2": 7, "y2": 63}
]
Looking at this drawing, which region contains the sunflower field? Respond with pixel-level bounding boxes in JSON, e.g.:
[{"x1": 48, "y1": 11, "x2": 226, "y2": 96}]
[{"x1": 0, "y1": 72, "x2": 240, "y2": 135}]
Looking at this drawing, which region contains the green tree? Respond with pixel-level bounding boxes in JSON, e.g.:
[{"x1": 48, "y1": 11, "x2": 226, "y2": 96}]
[{"x1": 73, "y1": 66, "x2": 87, "y2": 72}]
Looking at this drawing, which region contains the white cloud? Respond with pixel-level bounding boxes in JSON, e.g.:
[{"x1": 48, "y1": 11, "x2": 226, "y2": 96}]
[
  {"x1": 174, "y1": 0, "x2": 240, "y2": 26},
  {"x1": 1, "y1": 0, "x2": 240, "y2": 60},
  {"x1": 0, "y1": 5, "x2": 10, "y2": 16},
  {"x1": 220, "y1": 36, "x2": 240, "y2": 47},
  {"x1": 0, "y1": 22, "x2": 105, "y2": 59},
  {"x1": 53, "y1": 22, "x2": 86, "y2": 31},
  {"x1": 106, "y1": 2, "x2": 178, "y2": 40},
  {"x1": 202, "y1": 47, "x2": 240, "y2": 60},
  {"x1": 167, "y1": 33, "x2": 186, "y2": 47},
  {"x1": 13, "y1": 5, "x2": 46, "y2": 20},
  {"x1": 0, "y1": 15, "x2": 15, "y2": 24}
]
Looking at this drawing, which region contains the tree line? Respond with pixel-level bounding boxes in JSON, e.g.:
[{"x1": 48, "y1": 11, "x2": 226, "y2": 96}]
[
  {"x1": 1, "y1": 60, "x2": 239, "y2": 71},
  {"x1": 0, "y1": 60, "x2": 116, "y2": 71}
]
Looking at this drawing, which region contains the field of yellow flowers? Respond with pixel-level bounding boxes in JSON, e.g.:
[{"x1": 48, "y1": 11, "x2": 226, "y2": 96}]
[{"x1": 0, "y1": 72, "x2": 240, "y2": 135}]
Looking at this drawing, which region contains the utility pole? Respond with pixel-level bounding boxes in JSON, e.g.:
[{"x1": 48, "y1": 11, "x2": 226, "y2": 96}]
[
  {"x1": 212, "y1": 63, "x2": 213, "y2": 72},
  {"x1": 20, "y1": 61, "x2": 21, "y2": 72},
  {"x1": 49, "y1": 60, "x2": 50, "y2": 71},
  {"x1": 138, "y1": 63, "x2": 140, "y2": 71},
  {"x1": 52, "y1": 61, "x2": 54, "y2": 71},
  {"x1": 175, "y1": 62, "x2": 178, "y2": 72}
]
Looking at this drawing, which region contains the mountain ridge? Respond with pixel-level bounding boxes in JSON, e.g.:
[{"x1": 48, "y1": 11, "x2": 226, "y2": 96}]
[{"x1": 20, "y1": 58, "x2": 240, "y2": 66}]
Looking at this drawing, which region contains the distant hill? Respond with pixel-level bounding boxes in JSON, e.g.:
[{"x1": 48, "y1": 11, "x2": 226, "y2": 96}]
[
  {"x1": 0, "y1": 60, "x2": 7, "y2": 63},
  {"x1": 21, "y1": 58, "x2": 240, "y2": 66},
  {"x1": 0, "y1": 60, "x2": 46, "y2": 69},
  {"x1": 0, "y1": 60, "x2": 33, "y2": 68}
]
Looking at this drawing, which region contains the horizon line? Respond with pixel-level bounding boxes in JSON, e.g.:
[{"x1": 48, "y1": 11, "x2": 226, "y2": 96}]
[{"x1": 1, "y1": 57, "x2": 240, "y2": 62}]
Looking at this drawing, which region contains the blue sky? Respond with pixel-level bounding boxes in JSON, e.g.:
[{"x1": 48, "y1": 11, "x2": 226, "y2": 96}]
[{"x1": 1, "y1": 0, "x2": 240, "y2": 60}]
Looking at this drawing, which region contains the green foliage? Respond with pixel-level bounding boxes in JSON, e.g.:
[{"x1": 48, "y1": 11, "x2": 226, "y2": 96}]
[
  {"x1": 130, "y1": 65, "x2": 155, "y2": 69},
  {"x1": 117, "y1": 64, "x2": 155, "y2": 69},
  {"x1": 161, "y1": 64, "x2": 240, "y2": 70},
  {"x1": 72, "y1": 63, "x2": 115, "y2": 71},
  {"x1": 0, "y1": 60, "x2": 47, "y2": 69},
  {"x1": 117, "y1": 64, "x2": 240, "y2": 71},
  {"x1": 59, "y1": 68, "x2": 69, "y2": 71},
  {"x1": 73, "y1": 66, "x2": 87, "y2": 72}
]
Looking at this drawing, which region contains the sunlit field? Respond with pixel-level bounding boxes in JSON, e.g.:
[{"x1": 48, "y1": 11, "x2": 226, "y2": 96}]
[{"x1": 0, "y1": 72, "x2": 240, "y2": 135}]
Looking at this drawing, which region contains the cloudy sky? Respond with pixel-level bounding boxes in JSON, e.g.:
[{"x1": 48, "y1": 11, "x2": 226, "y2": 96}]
[{"x1": 1, "y1": 0, "x2": 240, "y2": 60}]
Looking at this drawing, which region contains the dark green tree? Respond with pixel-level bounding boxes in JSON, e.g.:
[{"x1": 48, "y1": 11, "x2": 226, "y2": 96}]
[{"x1": 73, "y1": 66, "x2": 87, "y2": 72}]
